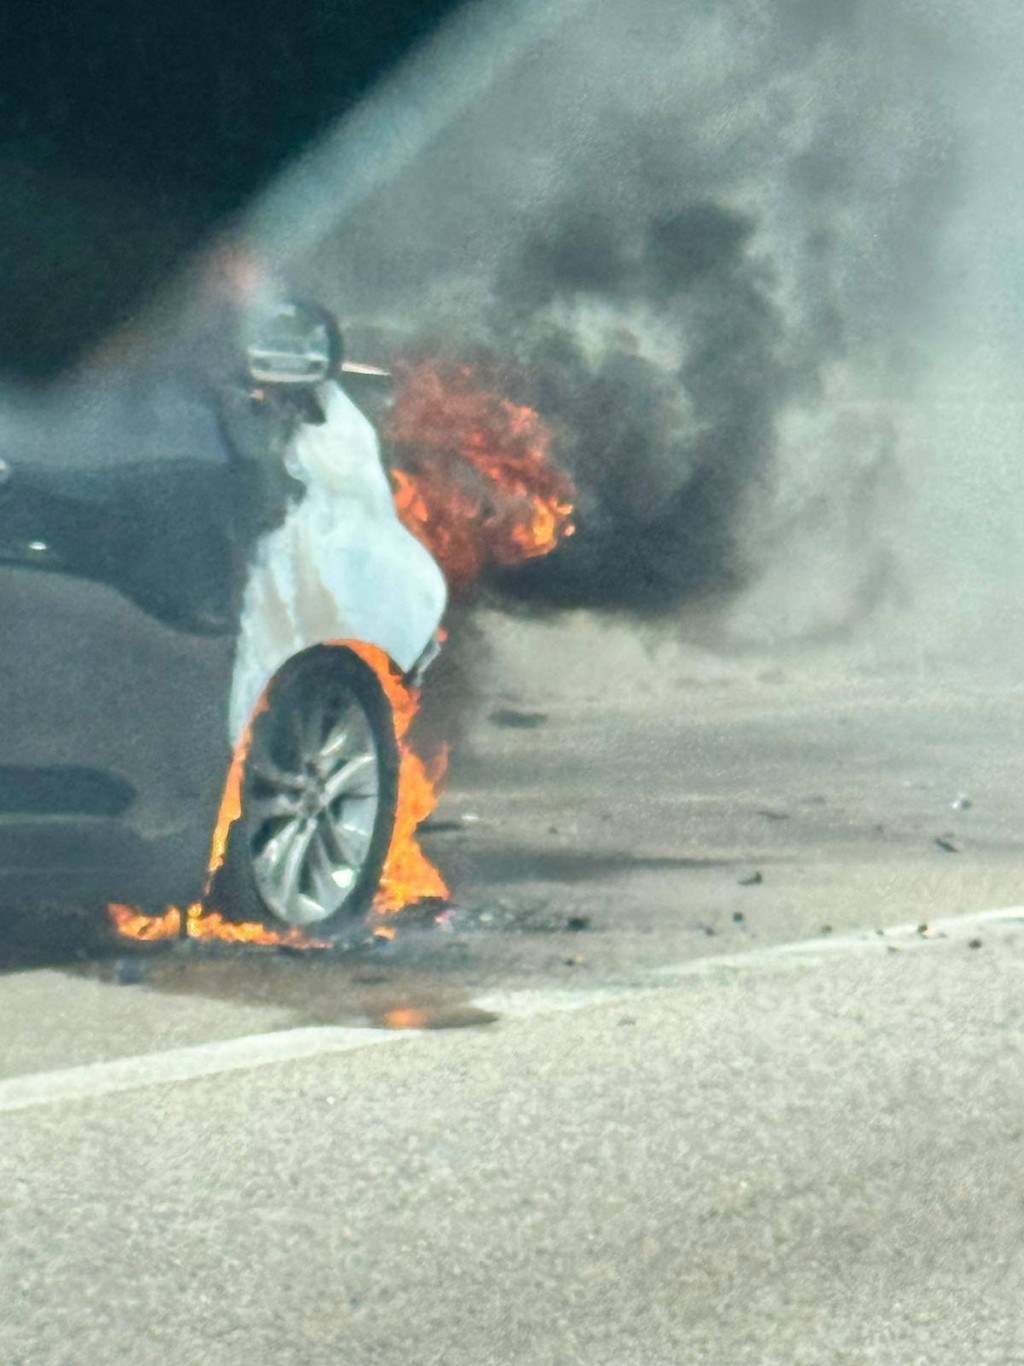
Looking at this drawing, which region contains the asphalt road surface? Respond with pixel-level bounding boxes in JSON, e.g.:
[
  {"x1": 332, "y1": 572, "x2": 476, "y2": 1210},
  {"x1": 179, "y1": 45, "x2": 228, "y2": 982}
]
[{"x1": 2, "y1": 636, "x2": 1023, "y2": 1363}]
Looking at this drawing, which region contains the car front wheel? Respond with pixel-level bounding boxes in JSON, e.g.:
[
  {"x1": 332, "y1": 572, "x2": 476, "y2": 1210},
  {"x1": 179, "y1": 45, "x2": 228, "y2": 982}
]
[{"x1": 213, "y1": 647, "x2": 399, "y2": 940}]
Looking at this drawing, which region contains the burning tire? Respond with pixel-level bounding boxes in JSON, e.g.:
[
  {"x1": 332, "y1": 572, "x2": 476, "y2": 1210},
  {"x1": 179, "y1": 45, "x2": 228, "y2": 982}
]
[{"x1": 214, "y1": 647, "x2": 399, "y2": 940}]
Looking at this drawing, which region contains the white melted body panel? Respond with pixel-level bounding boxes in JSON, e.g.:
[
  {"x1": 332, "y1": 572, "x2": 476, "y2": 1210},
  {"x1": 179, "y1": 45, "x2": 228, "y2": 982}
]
[{"x1": 229, "y1": 382, "x2": 446, "y2": 743}]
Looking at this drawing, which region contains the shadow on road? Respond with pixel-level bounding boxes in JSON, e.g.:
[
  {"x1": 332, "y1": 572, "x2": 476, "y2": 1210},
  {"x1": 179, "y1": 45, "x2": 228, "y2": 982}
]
[
  {"x1": 0, "y1": 900, "x2": 113, "y2": 972},
  {"x1": 439, "y1": 843, "x2": 753, "y2": 886}
]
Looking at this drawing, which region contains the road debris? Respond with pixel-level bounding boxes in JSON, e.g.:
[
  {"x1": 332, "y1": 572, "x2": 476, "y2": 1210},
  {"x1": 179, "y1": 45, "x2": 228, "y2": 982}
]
[{"x1": 916, "y1": 923, "x2": 946, "y2": 940}]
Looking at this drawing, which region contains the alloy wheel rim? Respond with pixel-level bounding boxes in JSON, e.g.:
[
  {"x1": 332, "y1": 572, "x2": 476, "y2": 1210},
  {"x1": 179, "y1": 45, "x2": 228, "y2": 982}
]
[{"x1": 246, "y1": 684, "x2": 381, "y2": 927}]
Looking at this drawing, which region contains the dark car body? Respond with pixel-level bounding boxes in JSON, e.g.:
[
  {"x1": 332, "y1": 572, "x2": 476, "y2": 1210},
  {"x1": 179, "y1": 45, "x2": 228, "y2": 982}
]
[{"x1": 0, "y1": 360, "x2": 249, "y2": 911}]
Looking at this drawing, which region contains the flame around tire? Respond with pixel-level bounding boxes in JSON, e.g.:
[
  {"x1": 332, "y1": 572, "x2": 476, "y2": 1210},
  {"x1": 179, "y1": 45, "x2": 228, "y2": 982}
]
[{"x1": 109, "y1": 643, "x2": 446, "y2": 947}]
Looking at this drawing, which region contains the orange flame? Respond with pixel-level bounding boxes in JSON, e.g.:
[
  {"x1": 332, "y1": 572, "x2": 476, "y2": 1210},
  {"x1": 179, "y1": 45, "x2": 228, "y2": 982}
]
[
  {"x1": 185, "y1": 904, "x2": 330, "y2": 949},
  {"x1": 344, "y1": 641, "x2": 449, "y2": 914},
  {"x1": 107, "y1": 902, "x2": 183, "y2": 943},
  {"x1": 107, "y1": 901, "x2": 330, "y2": 950},
  {"x1": 206, "y1": 694, "x2": 268, "y2": 883},
  {"x1": 387, "y1": 358, "x2": 575, "y2": 588}
]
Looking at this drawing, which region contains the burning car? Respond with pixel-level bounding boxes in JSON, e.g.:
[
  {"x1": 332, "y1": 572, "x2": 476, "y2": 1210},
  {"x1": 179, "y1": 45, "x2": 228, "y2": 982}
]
[{"x1": 0, "y1": 299, "x2": 447, "y2": 946}]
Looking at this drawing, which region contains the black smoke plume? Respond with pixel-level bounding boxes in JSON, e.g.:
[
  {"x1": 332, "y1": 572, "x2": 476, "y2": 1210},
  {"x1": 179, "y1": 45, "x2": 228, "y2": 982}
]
[
  {"x1": 488, "y1": 202, "x2": 791, "y2": 610},
  {"x1": 301, "y1": 0, "x2": 961, "y2": 629}
]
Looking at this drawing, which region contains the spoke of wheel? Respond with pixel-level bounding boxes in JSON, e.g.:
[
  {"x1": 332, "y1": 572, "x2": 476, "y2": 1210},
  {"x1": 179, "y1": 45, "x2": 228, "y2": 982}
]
[
  {"x1": 288, "y1": 694, "x2": 318, "y2": 759},
  {"x1": 338, "y1": 822, "x2": 372, "y2": 868},
  {"x1": 249, "y1": 754, "x2": 306, "y2": 793},
  {"x1": 305, "y1": 696, "x2": 331, "y2": 757},
  {"x1": 319, "y1": 722, "x2": 350, "y2": 767},
  {"x1": 322, "y1": 753, "x2": 377, "y2": 805},
  {"x1": 319, "y1": 702, "x2": 356, "y2": 766},
  {"x1": 248, "y1": 791, "x2": 302, "y2": 824},
  {"x1": 272, "y1": 817, "x2": 320, "y2": 911},
  {"x1": 254, "y1": 817, "x2": 302, "y2": 911},
  {"x1": 258, "y1": 816, "x2": 302, "y2": 869},
  {"x1": 321, "y1": 810, "x2": 370, "y2": 869},
  {"x1": 307, "y1": 829, "x2": 348, "y2": 913}
]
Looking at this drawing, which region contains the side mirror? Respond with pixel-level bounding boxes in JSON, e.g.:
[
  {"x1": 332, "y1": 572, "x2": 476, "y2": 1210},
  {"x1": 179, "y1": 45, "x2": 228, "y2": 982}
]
[{"x1": 244, "y1": 300, "x2": 342, "y2": 386}]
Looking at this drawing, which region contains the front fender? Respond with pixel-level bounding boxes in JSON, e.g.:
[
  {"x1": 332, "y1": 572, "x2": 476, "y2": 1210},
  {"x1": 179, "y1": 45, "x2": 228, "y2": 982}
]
[{"x1": 229, "y1": 383, "x2": 446, "y2": 743}]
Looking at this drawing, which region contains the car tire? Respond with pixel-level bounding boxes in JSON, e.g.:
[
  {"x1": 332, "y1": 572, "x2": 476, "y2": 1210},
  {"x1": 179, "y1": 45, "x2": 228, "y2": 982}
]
[{"x1": 211, "y1": 646, "x2": 399, "y2": 941}]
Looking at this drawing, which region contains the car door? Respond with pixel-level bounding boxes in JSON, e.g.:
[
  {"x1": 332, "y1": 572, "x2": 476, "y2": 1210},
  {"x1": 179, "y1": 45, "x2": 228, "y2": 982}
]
[{"x1": 0, "y1": 366, "x2": 244, "y2": 910}]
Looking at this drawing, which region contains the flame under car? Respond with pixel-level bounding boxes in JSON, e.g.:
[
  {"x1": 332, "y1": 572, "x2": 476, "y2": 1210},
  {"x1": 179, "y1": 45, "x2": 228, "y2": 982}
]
[{"x1": 0, "y1": 302, "x2": 447, "y2": 944}]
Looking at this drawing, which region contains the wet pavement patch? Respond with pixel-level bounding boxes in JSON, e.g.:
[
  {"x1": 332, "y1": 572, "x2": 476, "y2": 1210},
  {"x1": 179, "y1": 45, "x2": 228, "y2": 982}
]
[
  {"x1": 372, "y1": 1004, "x2": 498, "y2": 1030},
  {"x1": 72, "y1": 928, "x2": 506, "y2": 1036}
]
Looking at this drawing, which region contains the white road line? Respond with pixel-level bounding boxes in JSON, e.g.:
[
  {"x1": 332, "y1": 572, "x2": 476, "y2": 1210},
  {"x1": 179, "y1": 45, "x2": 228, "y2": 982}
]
[
  {"x1": 0, "y1": 1025, "x2": 401, "y2": 1115},
  {"x1": 3, "y1": 905, "x2": 1022, "y2": 1115},
  {"x1": 473, "y1": 906, "x2": 1024, "y2": 1015}
]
